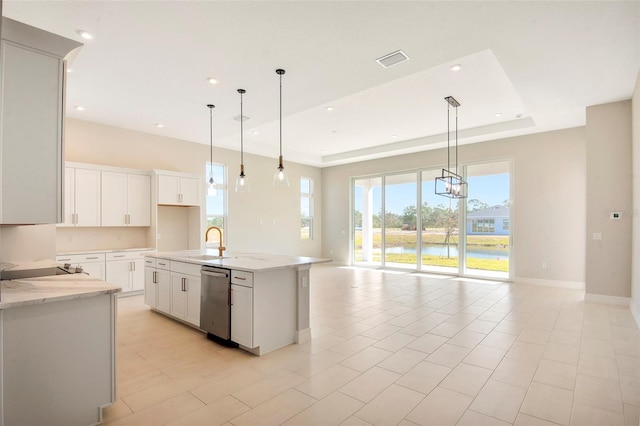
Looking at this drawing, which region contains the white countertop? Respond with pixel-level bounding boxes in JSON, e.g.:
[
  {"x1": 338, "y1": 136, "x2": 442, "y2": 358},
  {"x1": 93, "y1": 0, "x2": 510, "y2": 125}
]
[
  {"x1": 148, "y1": 250, "x2": 331, "y2": 272},
  {"x1": 0, "y1": 274, "x2": 121, "y2": 310}
]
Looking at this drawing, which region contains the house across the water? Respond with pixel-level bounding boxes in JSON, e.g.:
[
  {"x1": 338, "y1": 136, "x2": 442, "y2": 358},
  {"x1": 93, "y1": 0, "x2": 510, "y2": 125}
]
[{"x1": 467, "y1": 205, "x2": 509, "y2": 235}]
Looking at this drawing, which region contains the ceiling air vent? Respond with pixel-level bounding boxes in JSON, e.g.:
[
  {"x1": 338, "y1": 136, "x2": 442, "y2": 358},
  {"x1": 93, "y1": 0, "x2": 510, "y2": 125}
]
[
  {"x1": 233, "y1": 115, "x2": 249, "y2": 122},
  {"x1": 376, "y1": 50, "x2": 410, "y2": 68}
]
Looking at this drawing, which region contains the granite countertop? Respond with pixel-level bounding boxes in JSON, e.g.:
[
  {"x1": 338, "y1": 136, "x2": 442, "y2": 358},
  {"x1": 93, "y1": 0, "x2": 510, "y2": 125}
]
[
  {"x1": 0, "y1": 274, "x2": 121, "y2": 310},
  {"x1": 148, "y1": 250, "x2": 331, "y2": 272}
]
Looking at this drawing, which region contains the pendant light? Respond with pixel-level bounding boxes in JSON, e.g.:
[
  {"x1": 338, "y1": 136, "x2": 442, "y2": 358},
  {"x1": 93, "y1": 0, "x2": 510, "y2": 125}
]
[
  {"x1": 206, "y1": 104, "x2": 217, "y2": 197},
  {"x1": 235, "y1": 89, "x2": 250, "y2": 192},
  {"x1": 273, "y1": 68, "x2": 290, "y2": 187},
  {"x1": 435, "y1": 96, "x2": 467, "y2": 199}
]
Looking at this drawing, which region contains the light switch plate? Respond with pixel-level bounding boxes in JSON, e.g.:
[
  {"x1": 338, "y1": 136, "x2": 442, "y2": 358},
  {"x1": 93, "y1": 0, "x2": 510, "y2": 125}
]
[{"x1": 593, "y1": 232, "x2": 603, "y2": 240}]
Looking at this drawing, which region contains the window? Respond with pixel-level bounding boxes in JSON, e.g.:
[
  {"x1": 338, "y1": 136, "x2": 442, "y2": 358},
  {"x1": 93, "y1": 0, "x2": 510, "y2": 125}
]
[
  {"x1": 472, "y1": 219, "x2": 495, "y2": 233},
  {"x1": 503, "y1": 219, "x2": 510, "y2": 231},
  {"x1": 301, "y1": 177, "x2": 313, "y2": 240},
  {"x1": 205, "y1": 163, "x2": 227, "y2": 246}
]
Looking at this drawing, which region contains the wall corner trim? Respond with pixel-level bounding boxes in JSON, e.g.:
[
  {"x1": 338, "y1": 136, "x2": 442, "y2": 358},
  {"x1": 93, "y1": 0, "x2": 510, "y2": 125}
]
[
  {"x1": 630, "y1": 300, "x2": 640, "y2": 329},
  {"x1": 514, "y1": 277, "x2": 585, "y2": 290},
  {"x1": 584, "y1": 293, "x2": 631, "y2": 305}
]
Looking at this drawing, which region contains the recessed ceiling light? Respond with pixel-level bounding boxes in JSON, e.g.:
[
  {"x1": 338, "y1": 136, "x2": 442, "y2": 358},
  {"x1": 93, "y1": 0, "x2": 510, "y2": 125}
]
[
  {"x1": 67, "y1": 67, "x2": 74, "y2": 73},
  {"x1": 450, "y1": 64, "x2": 462, "y2": 72},
  {"x1": 77, "y1": 30, "x2": 93, "y2": 40},
  {"x1": 252, "y1": 130, "x2": 259, "y2": 135},
  {"x1": 516, "y1": 113, "x2": 523, "y2": 118},
  {"x1": 392, "y1": 134, "x2": 399, "y2": 139},
  {"x1": 495, "y1": 113, "x2": 503, "y2": 118},
  {"x1": 321, "y1": 150, "x2": 327, "y2": 154},
  {"x1": 326, "y1": 106, "x2": 334, "y2": 111},
  {"x1": 207, "y1": 78, "x2": 218, "y2": 85},
  {"x1": 155, "y1": 123, "x2": 164, "y2": 128},
  {"x1": 74, "y1": 105, "x2": 85, "y2": 111}
]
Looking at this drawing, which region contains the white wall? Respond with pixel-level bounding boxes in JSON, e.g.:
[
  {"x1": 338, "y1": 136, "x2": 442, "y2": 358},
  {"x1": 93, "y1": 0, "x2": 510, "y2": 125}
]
[
  {"x1": 322, "y1": 127, "x2": 587, "y2": 285},
  {"x1": 632, "y1": 71, "x2": 640, "y2": 320},
  {"x1": 586, "y1": 100, "x2": 632, "y2": 298},
  {"x1": 62, "y1": 119, "x2": 323, "y2": 257}
]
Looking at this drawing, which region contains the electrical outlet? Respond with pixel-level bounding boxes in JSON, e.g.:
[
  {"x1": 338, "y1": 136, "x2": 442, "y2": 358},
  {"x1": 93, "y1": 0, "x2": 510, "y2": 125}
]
[
  {"x1": 541, "y1": 262, "x2": 547, "y2": 269},
  {"x1": 593, "y1": 233, "x2": 603, "y2": 240}
]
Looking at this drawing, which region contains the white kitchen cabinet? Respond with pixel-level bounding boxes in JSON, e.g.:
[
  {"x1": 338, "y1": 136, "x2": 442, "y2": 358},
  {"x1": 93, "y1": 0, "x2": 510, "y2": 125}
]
[
  {"x1": 0, "y1": 18, "x2": 81, "y2": 224},
  {"x1": 157, "y1": 174, "x2": 199, "y2": 206},
  {"x1": 105, "y1": 251, "x2": 149, "y2": 293},
  {"x1": 56, "y1": 252, "x2": 106, "y2": 280},
  {"x1": 170, "y1": 273, "x2": 201, "y2": 327},
  {"x1": 101, "y1": 172, "x2": 151, "y2": 226},
  {"x1": 144, "y1": 258, "x2": 171, "y2": 314},
  {"x1": 231, "y1": 283, "x2": 253, "y2": 348},
  {"x1": 61, "y1": 167, "x2": 101, "y2": 227}
]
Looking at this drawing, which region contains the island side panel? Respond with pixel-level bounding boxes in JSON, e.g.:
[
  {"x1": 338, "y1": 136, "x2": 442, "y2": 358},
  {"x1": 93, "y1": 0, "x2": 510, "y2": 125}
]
[
  {"x1": 296, "y1": 264, "x2": 311, "y2": 344},
  {"x1": 1, "y1": 293, "x2": 116, "y2": 426},
  {"x1": 252, "y1": 268, "x2": 297, "y2": 355}
]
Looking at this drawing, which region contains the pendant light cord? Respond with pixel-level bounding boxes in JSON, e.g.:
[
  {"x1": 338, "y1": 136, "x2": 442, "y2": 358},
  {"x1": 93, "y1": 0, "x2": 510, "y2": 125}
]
[
  {"x1": 447, "y1": 102, "x2": 451, "y2": 172},
  {"x1": 455, "y1": 104, "x2": 458, "y2": 176},
  {"x1": 208, "y1": 104, "x2": 214, "y2": 176},
  {"x1": 279, "y1": 72, "x2": 283, "y2": 157},
  {"x1": 240, "y1": 91, "x2": 244, "y2": 166}
]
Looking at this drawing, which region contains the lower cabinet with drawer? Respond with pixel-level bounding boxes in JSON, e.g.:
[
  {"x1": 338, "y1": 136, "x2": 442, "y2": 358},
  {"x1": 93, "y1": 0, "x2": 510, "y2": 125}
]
[
  {"x1": 56, "y1": 253, "x2": 106, "y2": 280},
  {"x1": 170, "y1": 261, "x2": 201, "y2": 327},
  {"x1": 144, "y1": 257, "x2": 171, "y2": 314},
  {"x1": 231, "y1": 270, "x2": 254, "y2": 348},
  {"x1": 106, "y1": 250, "x2": 154, "y2": 294}
]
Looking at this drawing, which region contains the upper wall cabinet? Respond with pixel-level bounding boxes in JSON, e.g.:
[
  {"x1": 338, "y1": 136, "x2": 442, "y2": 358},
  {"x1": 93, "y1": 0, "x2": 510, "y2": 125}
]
[
  {"x1": 102, "y1": 172, "x2": 151, "y2": 227},
  {"x1": 0, "y1": 18, "x2": 81, "y2": 224},
  {"x1": 61, "y1": 167, "x2": 101, "y2": 227},
  {"x1": 157, "y1": 174, "x2": 199, "y2": 206}
]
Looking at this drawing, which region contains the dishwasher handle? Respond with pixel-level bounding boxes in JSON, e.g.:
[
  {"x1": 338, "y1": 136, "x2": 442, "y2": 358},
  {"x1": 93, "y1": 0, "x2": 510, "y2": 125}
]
[{"x1": 201, "y1": 270, "x2": 229, "y2": 278}]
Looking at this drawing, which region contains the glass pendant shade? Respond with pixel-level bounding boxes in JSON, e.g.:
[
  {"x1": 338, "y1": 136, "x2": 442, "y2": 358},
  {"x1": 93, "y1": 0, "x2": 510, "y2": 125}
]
[
  {"x1": 235, "y1": 166, "x2": 250, "y2": 192},
  {"x1": 273, "y1": 158, "x2": 289, "y2": 187},
  {"x1": 207, "y1": 175, "x2": 217, "y2": 197}
]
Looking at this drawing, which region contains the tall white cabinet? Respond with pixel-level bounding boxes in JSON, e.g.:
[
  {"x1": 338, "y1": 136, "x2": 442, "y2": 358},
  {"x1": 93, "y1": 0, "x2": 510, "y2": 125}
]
[
  {"x1": 0, "y1": 17, "x2": 81, "y2": 224},
  {"x1": 62, "y1": 167, "x2": 101, "y2": 226}
]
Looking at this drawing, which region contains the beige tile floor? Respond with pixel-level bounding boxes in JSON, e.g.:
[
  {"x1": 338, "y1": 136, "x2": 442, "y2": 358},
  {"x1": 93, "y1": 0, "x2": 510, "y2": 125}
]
[{"x1": 103, "y1": 265, "x2": 640, "y2": 426}]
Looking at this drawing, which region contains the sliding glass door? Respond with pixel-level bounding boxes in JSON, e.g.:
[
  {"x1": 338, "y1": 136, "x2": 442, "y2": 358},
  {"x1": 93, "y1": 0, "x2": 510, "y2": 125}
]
[
  {"x1": 384, "y1": 173, "x2": 417, "y2": 269},
  {"x1": 353, "y1": 177, "x2": 382, "y2": 267},
  {"x1": 464, "y1": 161, "x2": 511, "y2": 279},
  {"x1": 421, "y1": 170, "x2": 459, "y2": 274},
  {"x1": 352, "y1": 159, "x2": 511, "y2": 279}
]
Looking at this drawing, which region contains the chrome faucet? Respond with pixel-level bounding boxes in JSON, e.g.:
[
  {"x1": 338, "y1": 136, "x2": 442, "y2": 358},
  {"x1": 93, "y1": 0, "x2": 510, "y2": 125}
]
[{"x1": 205, "y1": 226, "x2": 226, "y2": 257}]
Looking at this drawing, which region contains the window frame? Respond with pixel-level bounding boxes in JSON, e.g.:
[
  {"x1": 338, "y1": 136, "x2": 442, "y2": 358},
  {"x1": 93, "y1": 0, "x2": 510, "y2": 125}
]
[
  {"x1": 205, "y1": 162, "x2": 228, "y2": 247},
  {"x1": 301, "y1": 176, "x2": 314, "y2": 240}
]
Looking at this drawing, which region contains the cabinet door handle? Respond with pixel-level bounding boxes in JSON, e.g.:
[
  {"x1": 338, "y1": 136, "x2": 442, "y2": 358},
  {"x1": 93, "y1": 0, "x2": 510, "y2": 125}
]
[
  {"x1": 58, "y1": 258, "x2": 71, "y2": 261},
  {"x1": 113, "y1": 255, "x2": 125, "y2": 258},
  {"x1": 153, "y1": 270, "x2": 157, "y2": 283},
  {"x1": 85, "y1": 256, "x2": 99, "y2": 260},
  {"x1": 132, "y1": 261, "x2": 136, "y2": 272},
  {"x1": 181, "y1": 277, "x2": 186, "y2": 291},
  {"x1": 230, "y1": 288, "x2": 233, "y2": 306},
  {"x1": 233, "y1": 276, "x2": 246, "y2": 281}
]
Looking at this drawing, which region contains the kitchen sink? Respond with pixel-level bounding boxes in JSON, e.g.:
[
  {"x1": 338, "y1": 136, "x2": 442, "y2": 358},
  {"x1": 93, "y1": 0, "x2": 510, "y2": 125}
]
[{"x1": 186, "y1": 254, "x2": 232, "y2": 260}]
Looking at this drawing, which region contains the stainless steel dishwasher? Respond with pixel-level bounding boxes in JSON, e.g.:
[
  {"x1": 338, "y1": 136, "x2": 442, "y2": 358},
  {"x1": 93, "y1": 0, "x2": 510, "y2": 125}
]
[{"x1": 200, "y1": 265, "x2": 233, "y2": 343}]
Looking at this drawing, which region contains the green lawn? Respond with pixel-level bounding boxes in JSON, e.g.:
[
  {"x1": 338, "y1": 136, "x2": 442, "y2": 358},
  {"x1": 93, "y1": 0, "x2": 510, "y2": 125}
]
[{"x1": 353, "y1": 228, "x2": 509, "y2": 272}]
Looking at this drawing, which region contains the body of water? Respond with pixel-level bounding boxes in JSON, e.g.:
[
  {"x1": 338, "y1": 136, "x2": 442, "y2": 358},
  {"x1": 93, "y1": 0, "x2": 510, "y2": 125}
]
[{"x1": 385, "y1": 245, "x2": 509, "y2": 260}]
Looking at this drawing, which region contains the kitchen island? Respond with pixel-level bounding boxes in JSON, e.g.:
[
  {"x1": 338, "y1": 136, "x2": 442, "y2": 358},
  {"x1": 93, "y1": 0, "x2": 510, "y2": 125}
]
[
  {"x1": 144, "y1": 250, "x2": 329, "y2": 355},
  {"x1": 0, "y1": 273, "x2": 120, "y2": 426}
]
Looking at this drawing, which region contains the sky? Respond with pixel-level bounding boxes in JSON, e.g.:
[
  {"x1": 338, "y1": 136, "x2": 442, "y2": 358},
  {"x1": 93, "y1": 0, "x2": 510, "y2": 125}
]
[{"x1": 355, "y1": 173, "x2": 509, "y2": 214}]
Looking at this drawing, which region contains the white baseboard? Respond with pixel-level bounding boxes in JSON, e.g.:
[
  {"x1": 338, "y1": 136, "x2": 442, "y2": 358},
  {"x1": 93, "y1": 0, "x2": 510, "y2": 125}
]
[
  {"x1": 514, "y1": 276, "x2": 585, "y2": 290},
  {"x1": 584, "y1": 293, "x2": 631, "y2": 305}
]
